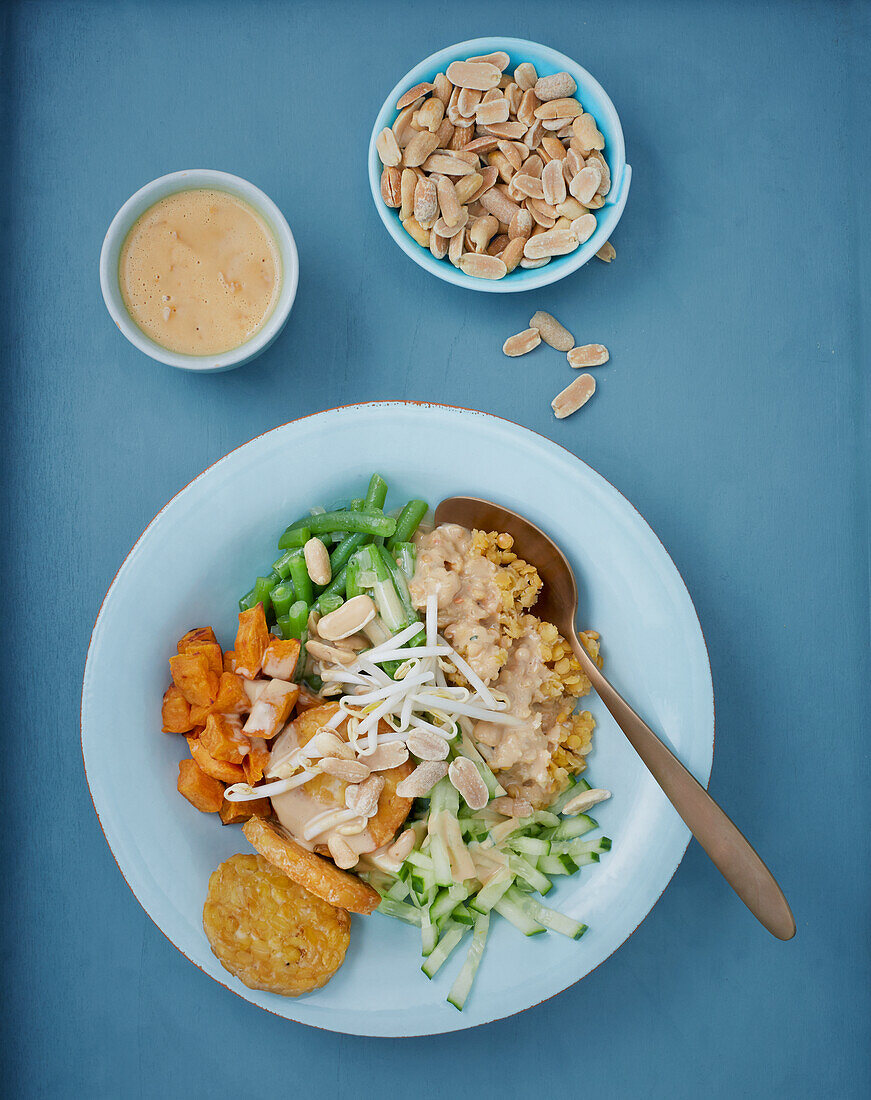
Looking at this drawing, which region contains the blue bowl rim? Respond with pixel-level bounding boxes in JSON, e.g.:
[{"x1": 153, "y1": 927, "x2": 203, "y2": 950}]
[{"x1": 368, "y1": 36, "x2": 631, "y2": 294}]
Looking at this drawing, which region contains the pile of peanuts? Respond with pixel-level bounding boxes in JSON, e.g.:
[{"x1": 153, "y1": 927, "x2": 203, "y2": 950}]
[{"x1": 376, "y1": 51, "x2": 614, "y2": 280}]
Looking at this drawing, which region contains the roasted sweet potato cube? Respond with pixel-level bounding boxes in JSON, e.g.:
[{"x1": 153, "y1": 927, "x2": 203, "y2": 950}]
[
  {"x1": 213, "y1": 671, "x2": 249, "y2": 715},
  {"x1": 244, "y1": 737, "x2": 271, "y2": 784},
  {"x1": 219, "y1": 796, "x2": 272, "y2": 825},
  {"x1": 187, "y1": 736, "x2": 246, "y2": 784},
  {"x1": 223, "y1": 650, "x2": 237, "y2": 673},
  {"x1": 200, "y1": 713, "x2": 247, "y2": 764},
  {"x1": 161, "y1": 684, "x2": 194, "y2": 733},
  {"x1": 189, "y1": 704, "x2": 209, "y2": 726},
  {"x1": 183, "y1": 641, "x2": 223, "y2": 677},
  {"x1": 235, "y1": 604, "x2": 269, "y2": 679},
  {"x1": 169, "y1": 653, "x2": 219, "y2": 707},
  {"x1": 242, "y1": 679, "x2": 299, "y2": 740},
  {"x1": 177, "y1": 626, "x2": 218, "y2": 654},
  {"x1": 177, "y1": 758, "x2": 224, "y2": 813},
  {"x1": 262, "y1": 637, "x2": 302, "y2": 680}
]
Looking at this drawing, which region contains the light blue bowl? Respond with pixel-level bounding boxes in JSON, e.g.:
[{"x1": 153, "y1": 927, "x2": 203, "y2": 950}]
[
  {"x1": 368, "y1": 37, "x2": 632, "y2": 293},
  {"x1": 82, "y1": 403, "x2": 712, "y2": 1036}
]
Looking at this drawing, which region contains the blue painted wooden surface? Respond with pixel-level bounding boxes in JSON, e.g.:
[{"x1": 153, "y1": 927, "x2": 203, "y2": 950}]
[{"x1": 2, "y1": 1, "x2": 868, "y2": 1096}]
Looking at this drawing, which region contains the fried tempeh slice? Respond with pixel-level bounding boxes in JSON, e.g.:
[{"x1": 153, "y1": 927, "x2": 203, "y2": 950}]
[{"x1": 243, "y1": 818, "x2": 381, "y2": 915}]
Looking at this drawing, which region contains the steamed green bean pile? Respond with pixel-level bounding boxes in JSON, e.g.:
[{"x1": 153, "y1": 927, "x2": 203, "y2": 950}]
[{"x1": 238, "y1": 473, "x2": 428, "y2": 684}]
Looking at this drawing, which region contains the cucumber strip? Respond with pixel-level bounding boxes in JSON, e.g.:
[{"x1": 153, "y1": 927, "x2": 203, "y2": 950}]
[
  {"x1": 571, "y1": 835, "x2": 612, "y2": 854},
  {"x1": 537, "y1": 854, "x2": 579, "y2": 876},
  {"x1": 529, "y1": 810, "x2": 561, "y2": 829},
  {"x1": 549, "y1": 845, "x2": 601, "y2": 864},
  {"x1": 430, "y1": 885, "x2": 470, "y2": 923},
  {"x1": 493, "y1": 896, "x2": 545, "y2": 936},
  {"x1": 376, "y1": 897, "x2": 422, "y2": 925},
  {"x1": 428, "y1": 834, "x2": 454, "y2": 887},
  {"x1": 488, "y1": 818, "x2": 522, "y2": 846},
  {"x1": 507, "y1": 853, "x2": 553, "y2": 896},
  {"x1": 507, "y1": 835, "x2": 551, "y2": 858},
  {"x1": 504, "y1": 886, "x2": 588, "y2": 940},
  {"x1": 404, "y1": 850, "x2": 434, "y2": 872},
  {"x1": 451, "y1": 903, "x2": 475, "y2": 926},
  {"x1": 469, "y1": 869, "x2": 515, "y2": 913},
  {"x1": 447, "y1": 912, "x2": 490, "y2": 1011},
  {"x1": 420, "y1": 906, "x2": 438, "y2": 956},
  {"x1": 385, "y1": 877, "x2": 411, "y2": 902},
  {"x1": 428, "y1": 778, "x2": 460, "y2": 819},
  {"x1": 421, "y1": 923, "x2": 465, "y2": 979},
  {"x1": 547, "y1": 813, "x2": 598, "y2": 842},
  {"x1": 365, "y1": 868, "x2": 396, "y2": 895},
  {"x1": 548, "y1": 776, "x2": 591, "y2": 814}
]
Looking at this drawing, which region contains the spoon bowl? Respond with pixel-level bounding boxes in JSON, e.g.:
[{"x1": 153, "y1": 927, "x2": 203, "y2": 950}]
[{"x1": 436, "y1": 494, "x2": 796, "y2": 941}]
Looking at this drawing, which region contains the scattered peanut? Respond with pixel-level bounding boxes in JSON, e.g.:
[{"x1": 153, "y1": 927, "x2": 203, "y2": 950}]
[
  {"x1": 552, "y1": 373, "x2": 596, "y2": 418},
  {"x1": 567, "y1": 343, "x2": 610, "y2": 367},
  {"x1": 596, "y1": 240, "x2": 616, "y2": 262},
  {"x1": 503, "y1": 328, "x2": 542, "y2": 357},
  {"x1": 530, "y1": 310, "x2": 574, "y2": 351}
]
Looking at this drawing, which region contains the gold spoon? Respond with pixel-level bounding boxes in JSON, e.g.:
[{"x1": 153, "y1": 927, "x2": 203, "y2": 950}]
[{"x1": 435, "y1": 495, "x2": 796, "y2": 941}]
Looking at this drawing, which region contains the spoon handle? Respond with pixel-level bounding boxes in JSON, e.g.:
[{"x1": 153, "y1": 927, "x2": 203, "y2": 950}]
[{"x1": 572, "y1": 641, "x2": 795, "y2": 940}]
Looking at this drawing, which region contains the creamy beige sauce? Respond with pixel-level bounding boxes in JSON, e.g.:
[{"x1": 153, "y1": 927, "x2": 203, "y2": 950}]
[
  {"x1": 410, "y1": 523, "x2": 574, "y2": 806},
  {"x1": 119, "y1": 188, "x2": 280, "y2": 355},
  {"x1": 408, "y1": 523, "x2": 505, "y2": 683},
  {"x1": 267, "y1": 719, "x2": 376, "y2": 859}
]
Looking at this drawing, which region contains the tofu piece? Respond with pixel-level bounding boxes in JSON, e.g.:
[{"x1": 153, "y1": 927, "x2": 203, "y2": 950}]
[{"x1": 243, "y1": 679, "x2": 299, "y2": 740}]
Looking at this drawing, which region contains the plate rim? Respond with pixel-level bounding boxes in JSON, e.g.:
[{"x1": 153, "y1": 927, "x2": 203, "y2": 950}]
[{"x1": 80, "y1": 400, "x2": 714, "y2": 1035}]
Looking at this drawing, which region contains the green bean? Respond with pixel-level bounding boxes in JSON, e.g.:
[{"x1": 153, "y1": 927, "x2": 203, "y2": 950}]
[
  {"x1": 271, "y1": 580, "x2": 295, "y2": 618},
  {"x1": 285, "y1": 601, "x2": 309, "y2": 640},
  {"x1": 330, "y1": 531, "x2": 369, "y2": 572},
  {"x1": 286, "y1": 550, "x2": 314, "y2": 606},
  {"x1": 365, "y1": 473, "x2": 388, "y2": 511},
  {"x1": 276, "y1": 525, "x2": 311, "y2": 550},
  {"x1": 345, "y1": 556, "x2": 363, "y2": 599},
  {"x1": 350, "y1": 498, "x2": 365, "y2": 512},
  {"x1": 272, "y1": 549, "x2": 296, "y2": 579},
  {"x1": 238, "y1": 587, "x2": 257, "y2": 613},
  {"x1": 253, "y1": 576, "x2": 276, "y2": 614},
  {"x1": 279, "y1": 510, "x2": 396, "y2": 543},
  {"x1": 275, "y1": 616, "x2": 290, "y2": 640},
  {"x1": 314, "y1": 565, "x2": 348, "y2": 611},
  {"x1": 319, "y1": 594, "x2": 344, "y2": 615},
  {"x1": 304, "y1": 673, "x2": 324, "y2": 693},
  {"x1": 387, "y1": 500, "x2": 428, "y2": 549}
]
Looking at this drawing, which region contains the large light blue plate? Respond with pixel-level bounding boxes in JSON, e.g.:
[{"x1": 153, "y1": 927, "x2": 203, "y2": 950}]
[{"x1": 81, "y1": 402, "x2": 713, "y2": 1036}]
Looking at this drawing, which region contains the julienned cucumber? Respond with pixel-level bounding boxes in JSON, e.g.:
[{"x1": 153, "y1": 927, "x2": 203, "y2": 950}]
[
  {"x1": 547, "y1": 813, "x2": 598, "y2": 842},
  {"x1": 421, "y1": 923, "x2": 465, "y2": 979},
  {"x1": 503, "y1": 886, "x2": 588, "y2": 940},
  {"x1": 493, "y1": 895, "x2": 546, "y2": 936},
  {"x1": 447, "y1": 913, "x2": 490, "y2": 1011}
]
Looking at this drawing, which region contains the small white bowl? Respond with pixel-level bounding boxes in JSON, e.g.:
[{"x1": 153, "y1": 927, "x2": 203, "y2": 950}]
[{"x1": 100, "y1": 170, "x2": 299, "y2": 372}]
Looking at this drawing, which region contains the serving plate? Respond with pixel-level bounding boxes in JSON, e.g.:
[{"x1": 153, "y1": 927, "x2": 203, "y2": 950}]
[{"x1": 81, "y1": 402, "x2": 713, "y2": 1036}]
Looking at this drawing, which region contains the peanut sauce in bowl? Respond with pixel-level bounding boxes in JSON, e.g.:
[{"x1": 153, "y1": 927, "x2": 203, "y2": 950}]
[{"x1": 100, "y1": 170, "x2": 298, "y2": 372}]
